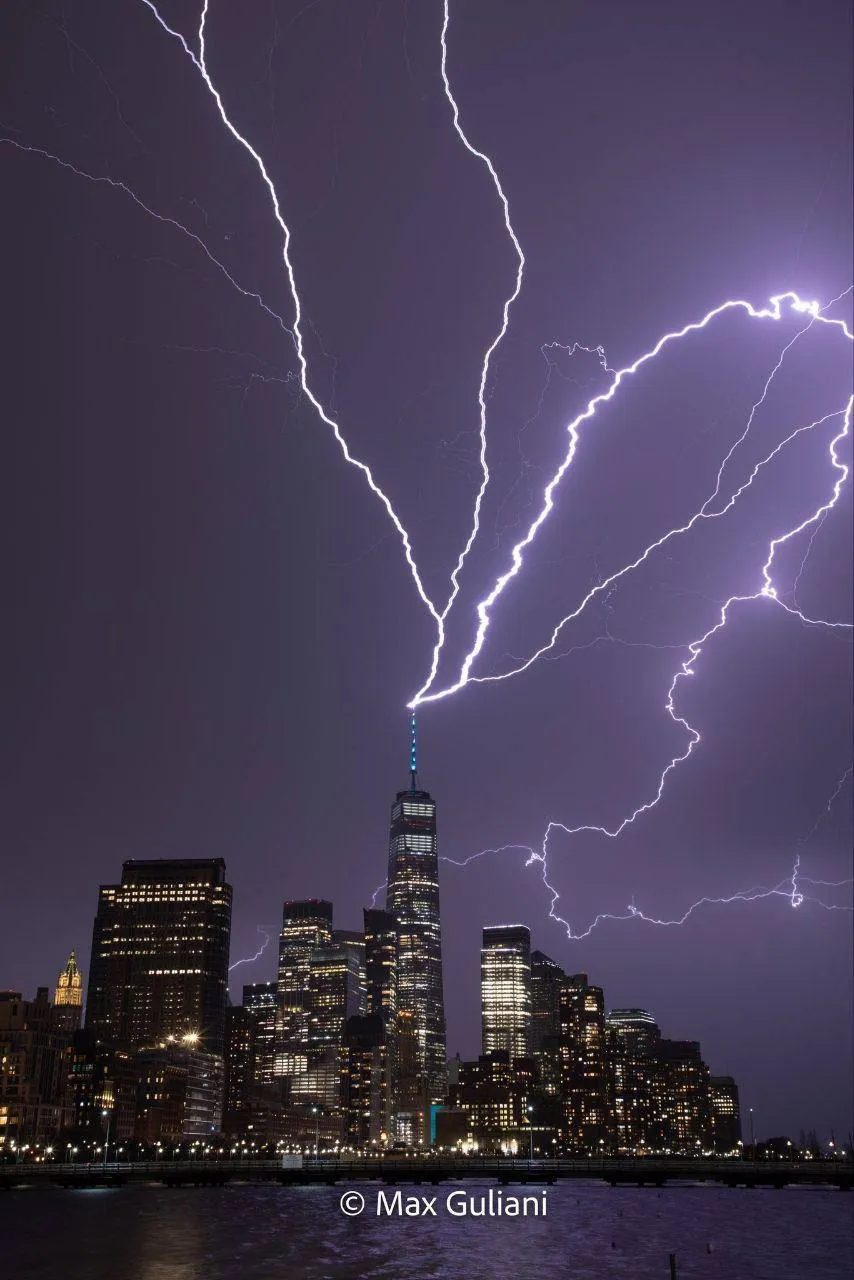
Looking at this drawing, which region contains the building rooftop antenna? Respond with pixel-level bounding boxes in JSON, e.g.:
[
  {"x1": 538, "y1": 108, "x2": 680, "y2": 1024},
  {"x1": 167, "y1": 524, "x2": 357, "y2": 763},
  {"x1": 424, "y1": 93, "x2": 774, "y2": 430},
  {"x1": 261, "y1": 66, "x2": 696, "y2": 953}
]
[{"x1": 409, "y1": 712, "x2": 418, "y2": 790}]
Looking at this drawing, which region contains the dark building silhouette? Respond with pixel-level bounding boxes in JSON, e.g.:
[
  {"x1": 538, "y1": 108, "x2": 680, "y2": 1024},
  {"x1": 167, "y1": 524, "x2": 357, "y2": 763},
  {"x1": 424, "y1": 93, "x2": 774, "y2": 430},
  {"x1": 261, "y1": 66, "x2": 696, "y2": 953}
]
[
  {"x1": 363, "y1": 909, "x2": 398, "y2": 1023},
  {"x1": 341, "y1": 1013, "x2": 391, "y2": 1146},
  {"x1": 385, "y1": 716, "x2": 447, "y2": 1124},
  {"x1": 0, "y1": 988, "x2": 71, "y2": 1145},
  {"x1": 85, "y1": 859, "x2": 232, "y2": 1056},
  {"x1": 222, "y1": 1005, "x2": 256, "y2": 1137},
  {"x1": 530, "y1": 951, "x2": 564, "y2": 1051},
  {"x1": 481, "y1": 925, "x2": 532, "y2": 1058},
  {"x1": 710, "y1": 1074, "x2": 741, "y2": 1153},
  {"x1": 63, "y1": 1028, "x2": 138, "y2": 1148}
]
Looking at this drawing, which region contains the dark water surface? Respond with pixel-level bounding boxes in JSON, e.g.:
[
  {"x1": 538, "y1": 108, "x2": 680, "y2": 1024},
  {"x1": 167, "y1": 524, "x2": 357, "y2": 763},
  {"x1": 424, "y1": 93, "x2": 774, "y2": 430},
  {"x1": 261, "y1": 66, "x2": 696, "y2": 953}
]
[{"x1": 1, "y1": 1181, "x2": 852, "y2": 1279}]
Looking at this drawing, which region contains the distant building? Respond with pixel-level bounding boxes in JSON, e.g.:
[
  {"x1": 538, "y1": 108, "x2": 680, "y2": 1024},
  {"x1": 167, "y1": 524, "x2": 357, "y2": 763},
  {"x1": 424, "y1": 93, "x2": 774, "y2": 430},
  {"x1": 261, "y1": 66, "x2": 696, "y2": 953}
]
[
  {"x1": 85, "y1": 859, "x2": 232, "y2": 1056},
  {"x1": 530, "y1": 951, "x2": 564, "y2": 1053},
  {"x1": 133, "y1": 1039, "x2": 224, "y2": 1142},
  {"x1": 607, "y1": 1009, "x2": 660, "y2": 1059},
  {"x1": 363, "y1": 909, "x2": 398, "y2": 1024},
  {"x1": 652, "y1": 1040, "x2": 712, "y2": 1154},
  {"x1": 385, "y1": 716, "x2": 447, "y2": 1119},
  {"x1": 53, "y1": 951, "x2": 84, "y2": 1034},
  {"x1": 276, "y1": 900, "x2": 333, "y2": 1073},
  {"x1": 559, "y1": 975, "x2": 609, "y2": 1153},
  {"x1": 481, "y1": 925, "x2": 532, "y2": 1058},
  {"x1": 63, "y1": 1028, "x2": 138, "y2": 1149},
  {"x1": 243, "y1": 983, "x2": 277, "y2": 1085},
  {"x1": 709, "y1": 1075, "x2": 741, "y2": 1153},
  {"x1": 446, "y1": 1051, "x2": 539, "y2": 1153},
  {"x1": 222, "y1": 1005, "x2": 256, "y2": 1137},
  {"x1": 0, "y1": 989, "x2": 71, "y2": 1146},
  {"x1": 303, "y1": 942, "x2": 364, "y2": 1113},
  {"x1": 606, "y1": 1008, "x2": 661, "y2": 1153},
  {"x1": 340, "y1": 1013, "x2": 391, "y2": 1146}
]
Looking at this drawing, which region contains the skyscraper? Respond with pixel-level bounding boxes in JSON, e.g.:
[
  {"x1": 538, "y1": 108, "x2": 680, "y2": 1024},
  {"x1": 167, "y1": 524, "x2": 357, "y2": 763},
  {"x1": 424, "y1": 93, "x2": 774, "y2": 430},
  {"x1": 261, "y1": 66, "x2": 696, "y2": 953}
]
[
  {"x1": 276, "y1": 900, "x2": 333, "y2": 1067},
  {"x1": 530, "y1": 950, "x2": 564, "y2": 1053},
  {"x1": 385, "y1": 716, "x2": 447, "y2": 1116},
  {"x1": 53, "y1": 950, "x2": 84, "y2": 1033},
  {"x1": 481, "y1": 925, "x2": 532, "y2": 1058},
  {"x1": 559, "y1": 974, "x2": 609, "y2": 1152},
  {"x1": 363, "y1": 908, "x2": 398, "y2": 1023},
  {"x1": 243, "y1": 982, "x2": 277, "y2": 1085},
  {"x1": 85, "y1": 859, "x2": 232, "y2": 1056},
  {"x1": 606, "y1": 1009, "x2": 661, "y2": 1153}
]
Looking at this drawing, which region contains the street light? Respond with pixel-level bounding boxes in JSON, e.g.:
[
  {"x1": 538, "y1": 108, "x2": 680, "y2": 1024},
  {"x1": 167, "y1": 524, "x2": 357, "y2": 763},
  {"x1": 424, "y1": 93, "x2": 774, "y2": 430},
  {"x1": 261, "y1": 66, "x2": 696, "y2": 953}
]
[
  {"x1": 527, "y1": 1105, "x2": 534, "y2": 1160},
  {"x1": 749, "y1": 1108, "x2": 755, "y2": 1160},
  {"x1": 312, "y1": 1106, "x2": 320, "y2": 1154},
  {"x1": 102, "y1": 1107, "x2": 112, "y2": 1169}
]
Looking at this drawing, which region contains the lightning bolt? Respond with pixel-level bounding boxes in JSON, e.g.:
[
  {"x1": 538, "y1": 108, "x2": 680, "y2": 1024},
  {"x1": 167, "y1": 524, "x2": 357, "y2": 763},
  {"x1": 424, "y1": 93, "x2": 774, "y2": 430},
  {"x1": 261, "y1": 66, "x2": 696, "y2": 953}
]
[
  {"x1": 9, "y1": 4, "x2": 850, "y2": 945},
  {"x1": 138, "y1": 3, "x2": 851, "y2": 943},
  {"x1": 0, "y1": 136, "x2": 292, "y2": 337},
  {"x1": 410, "y1": 295, "x2": 852, "y2": 706},
  {"x1": 228, "y1": 925, "x2": 276, "y2": 973},
  {"x1": 139, "y1": 0, "x2": 443, "y2": 637}
]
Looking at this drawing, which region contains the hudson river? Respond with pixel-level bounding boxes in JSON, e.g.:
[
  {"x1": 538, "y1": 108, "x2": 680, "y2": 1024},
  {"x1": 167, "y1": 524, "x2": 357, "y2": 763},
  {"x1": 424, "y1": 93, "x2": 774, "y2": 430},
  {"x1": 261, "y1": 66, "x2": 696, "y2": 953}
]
[{"x1": 1, "y1": 1181, "x2": 851, "y2": 1279}]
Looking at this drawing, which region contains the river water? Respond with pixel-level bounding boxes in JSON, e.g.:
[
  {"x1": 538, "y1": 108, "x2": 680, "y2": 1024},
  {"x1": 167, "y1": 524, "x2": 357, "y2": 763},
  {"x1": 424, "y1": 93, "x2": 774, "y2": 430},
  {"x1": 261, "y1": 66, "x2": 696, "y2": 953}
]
[{"x1": 1, "y1": 1181, "x2": 851, "y2": 1279}]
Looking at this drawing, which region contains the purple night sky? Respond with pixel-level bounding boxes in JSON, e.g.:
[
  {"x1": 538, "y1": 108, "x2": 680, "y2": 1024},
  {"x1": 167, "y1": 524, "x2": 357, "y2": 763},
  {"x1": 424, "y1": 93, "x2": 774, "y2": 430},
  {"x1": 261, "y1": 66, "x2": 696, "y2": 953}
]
[{"x1": 2, "y1": 1, "x2": 851, "y2": 1141}]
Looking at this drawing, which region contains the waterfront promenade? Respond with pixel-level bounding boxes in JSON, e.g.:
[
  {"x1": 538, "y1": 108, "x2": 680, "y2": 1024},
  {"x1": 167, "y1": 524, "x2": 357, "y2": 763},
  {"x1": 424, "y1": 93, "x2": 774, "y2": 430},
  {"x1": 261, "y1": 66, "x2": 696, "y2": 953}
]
[{"x1": 1, "y1": 1156, "x2": 851, "y2": 1191}]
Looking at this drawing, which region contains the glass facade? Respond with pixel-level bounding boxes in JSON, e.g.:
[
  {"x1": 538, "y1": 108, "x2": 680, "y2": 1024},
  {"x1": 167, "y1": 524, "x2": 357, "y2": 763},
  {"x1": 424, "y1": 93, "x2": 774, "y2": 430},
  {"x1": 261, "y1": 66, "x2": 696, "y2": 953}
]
[
  {"x1": 85, "y1": 859, "x2": 232, "y2": 1056},
  {"x1": 385, "y1": 785, "x2": 447, "y2": 1109},
  {"x1": 275, "y1": 900, "x2": 333, "y2": 1069},
  {"x1": 481, "y1": 925, "x2": 532, "y2": 1058}
]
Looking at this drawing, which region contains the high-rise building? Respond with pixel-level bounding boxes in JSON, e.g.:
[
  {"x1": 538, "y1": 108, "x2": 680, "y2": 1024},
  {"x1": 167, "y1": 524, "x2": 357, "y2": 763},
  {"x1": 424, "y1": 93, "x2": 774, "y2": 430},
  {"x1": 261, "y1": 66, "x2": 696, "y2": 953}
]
[
  {"x1": 276, "y1": 900, "x2": 333, "y2": 1068},
  {"x1": 385, "y1": 716, "x2": 447, "y2": 1114},
  {"x1": 481, "y1": 925, "x2": 532, "y2": 1059},
  {"x1": 709, "y1": 1075, "x2": 741, "y2": 1153},
  {"x1": 559, "y1": 974, "x2": 610, "y2": 1152},
  {"x1": 363, "y1": 909, "x2": 398, "y2": 1023},
  {"x1": 530, "y1": 951, "x2": 564, "y2": 1052},
  {"x1": 222, "y1": 1005, "x2": 256, "y2": 1137},
  {"x1": 606, "y1": 1009, "x2": 661, "y2": 1153},
  {"x1": 301, "y1": 941, "x2": 364, "y2": 1114},
  {"x1": 652, "y1": 1040, "x2": 712, "y2": 1154},
  {"x1": 85, "y1": 859, "x2": 232, "y2": 1056},
  {"x1": 53, "y1": 951, "x2": 84, "y2": 1033},
  {"x1": 243, "y1": 983, "x2": 277, "y2": 1085},
  {"x1": 607, "y1": 1009, "x2": 660, "y2": 1058},
  {"x1": 341, "y1": 1013, "x2": 392, "y2": 1146}
]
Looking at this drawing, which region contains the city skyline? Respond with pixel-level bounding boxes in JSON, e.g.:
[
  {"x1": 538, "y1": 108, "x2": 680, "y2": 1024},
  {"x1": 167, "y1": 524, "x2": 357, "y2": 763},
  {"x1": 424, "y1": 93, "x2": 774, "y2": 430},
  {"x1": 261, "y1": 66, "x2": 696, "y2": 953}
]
[{"x1": 2, "y1": 0, "x2": 851, "y2": 1149}]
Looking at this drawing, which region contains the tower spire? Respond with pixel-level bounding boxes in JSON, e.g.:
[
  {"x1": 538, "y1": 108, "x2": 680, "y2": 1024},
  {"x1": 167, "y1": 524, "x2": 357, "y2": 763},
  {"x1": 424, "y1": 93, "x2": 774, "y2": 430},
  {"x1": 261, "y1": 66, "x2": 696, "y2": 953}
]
[{"x1": 409, "y1": 712, "x2": 418, "y2": 789}]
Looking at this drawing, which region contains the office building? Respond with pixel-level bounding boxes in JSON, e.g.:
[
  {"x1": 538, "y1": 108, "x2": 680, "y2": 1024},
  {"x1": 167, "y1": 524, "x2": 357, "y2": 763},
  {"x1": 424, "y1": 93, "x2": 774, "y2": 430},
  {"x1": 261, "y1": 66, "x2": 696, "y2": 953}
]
[
  {"x1": 243, "y1": 983, "x2": 277, "y2": 1085},
  {"x1": 709, "y1": 1075, "x2": 741, "y2": 1153},
  {"x1": 276, "y1": 900, "x2": 333, "y2": 1068},
  {"x1": 85, "y1": 859, "x2": 232, "y2": 1056},
  {"x1": 481, "y1": 924, "x2": 532, "y2": 1058},
  {"x1": 385, "y1": 716, "x2": 447, "y2": 1114},
  {"x1": 559, "y1": 974, "x2": 609, "y2": 1152}
]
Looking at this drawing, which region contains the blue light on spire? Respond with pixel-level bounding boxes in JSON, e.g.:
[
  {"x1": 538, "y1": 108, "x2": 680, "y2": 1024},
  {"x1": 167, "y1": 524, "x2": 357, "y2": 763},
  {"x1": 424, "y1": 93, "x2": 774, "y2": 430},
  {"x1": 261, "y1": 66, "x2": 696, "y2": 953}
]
[{"x1": 409, "y1": 713, "x2": 417, "y2": 783}]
